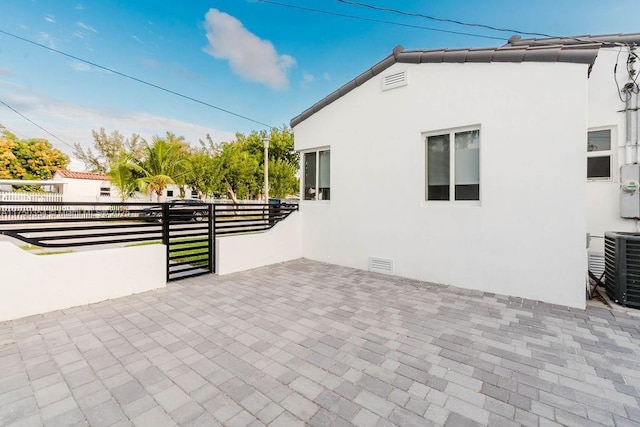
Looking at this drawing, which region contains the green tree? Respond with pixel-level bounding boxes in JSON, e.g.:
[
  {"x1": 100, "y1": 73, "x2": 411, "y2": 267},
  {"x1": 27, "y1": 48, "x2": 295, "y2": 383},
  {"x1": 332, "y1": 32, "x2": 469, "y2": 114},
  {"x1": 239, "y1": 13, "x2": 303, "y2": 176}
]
[
  {"x1": 185, "y1": 150, "x2": 223, "y2": 199},
  {"x1": 132, "y1": 136, "x2": 186, "y2": 202},
  {"x1": 0, "y1": 130, "x2": 69, "y2": 182},
  {"x1": 217, "y1": 140, "x2": 260, "y2": 201},
  {"x1": 74, "y1": 128, "x2": 144, "y2": 173},
  {"x1": 236, "y1": 126, "x2": 299, "y2": 198},
  {"x1": 107, "y1": 156, "x2": 138, "y2": 202},
  {"x1": 269, "y1": 159, "x2": 299, "y2": 198}
]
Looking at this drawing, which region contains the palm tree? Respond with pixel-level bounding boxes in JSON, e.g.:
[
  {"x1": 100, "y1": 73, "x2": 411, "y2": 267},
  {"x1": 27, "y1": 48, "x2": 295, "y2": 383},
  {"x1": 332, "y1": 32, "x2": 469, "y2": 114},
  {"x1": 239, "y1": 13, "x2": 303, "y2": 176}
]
[
  {"x1": 107, "y1": 156, "x2": 138, "y2": 202},
  {"x1": 133, "y1": 137, "x2": 186, "y2": 202}
]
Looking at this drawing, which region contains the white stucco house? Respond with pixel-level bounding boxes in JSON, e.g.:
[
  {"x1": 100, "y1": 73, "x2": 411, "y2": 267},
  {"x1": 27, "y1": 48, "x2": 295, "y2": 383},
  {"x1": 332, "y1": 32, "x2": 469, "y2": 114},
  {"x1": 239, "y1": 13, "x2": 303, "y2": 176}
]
[
  {"x1": 51, "y1": 170, "x2": 195, "y2": 202},
  {"x1": 53, "y1": 170, "x2": 113, "y2": 202},
  {"x1": 291, "y1": 33, "x2": 640, "y2": 309}
]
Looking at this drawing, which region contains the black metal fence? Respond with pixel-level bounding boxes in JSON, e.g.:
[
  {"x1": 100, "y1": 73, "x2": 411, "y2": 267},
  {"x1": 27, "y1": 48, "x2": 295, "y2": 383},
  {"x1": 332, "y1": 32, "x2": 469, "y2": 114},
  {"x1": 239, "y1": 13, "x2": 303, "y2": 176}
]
[{"x1": 0, "y1": 200, "x2": 298, "y2": 281}]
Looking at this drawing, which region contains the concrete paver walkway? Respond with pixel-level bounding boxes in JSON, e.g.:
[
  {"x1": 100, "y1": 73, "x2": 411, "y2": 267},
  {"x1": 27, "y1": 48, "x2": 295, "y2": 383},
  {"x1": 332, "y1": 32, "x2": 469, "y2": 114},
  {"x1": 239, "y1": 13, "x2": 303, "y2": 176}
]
[{"x1": 1, "y1": 259, "x2": 639, "y2": 426}]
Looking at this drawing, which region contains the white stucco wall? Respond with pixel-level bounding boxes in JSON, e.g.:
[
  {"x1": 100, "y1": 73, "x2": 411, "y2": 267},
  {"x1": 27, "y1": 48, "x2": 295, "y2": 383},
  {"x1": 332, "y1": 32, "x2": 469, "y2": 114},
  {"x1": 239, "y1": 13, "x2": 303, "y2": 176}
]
[
  {"x1": 216, "y1": 212, "x2": 302, "y2": 275},
  {"x1": 586, "y1": 47, "x2": 640, "y2": 255},
  {"x1": 0, "y1": 243, "x2": 166, "y2": 321},
  {"x1": 295, "y1": 61, "x2": 588, "y2": 308},
  {"x1": 54, "y1": 176, "x2": 107, "y2": 202}
]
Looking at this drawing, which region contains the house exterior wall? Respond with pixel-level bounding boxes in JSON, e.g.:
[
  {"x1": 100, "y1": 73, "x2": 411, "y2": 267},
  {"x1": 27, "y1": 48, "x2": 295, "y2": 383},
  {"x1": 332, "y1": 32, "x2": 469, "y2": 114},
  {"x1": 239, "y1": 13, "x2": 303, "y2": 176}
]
[
  {"x1": 294, "y1": 61, "x2": 589, "y2": 308},
  {"x1": 586, "y1": 47, "x2": 639, "y2": 256},
  {"x1": 53, "y1": 173, "x2": 110, "y2": 202}
]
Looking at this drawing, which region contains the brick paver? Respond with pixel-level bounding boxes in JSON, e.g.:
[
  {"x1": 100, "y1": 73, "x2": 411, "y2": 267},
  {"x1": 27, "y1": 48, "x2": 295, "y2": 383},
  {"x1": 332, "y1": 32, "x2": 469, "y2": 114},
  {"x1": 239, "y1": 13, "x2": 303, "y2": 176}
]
[{"x1": 1, "y1": 259, "x2": 640, "y2": 426}]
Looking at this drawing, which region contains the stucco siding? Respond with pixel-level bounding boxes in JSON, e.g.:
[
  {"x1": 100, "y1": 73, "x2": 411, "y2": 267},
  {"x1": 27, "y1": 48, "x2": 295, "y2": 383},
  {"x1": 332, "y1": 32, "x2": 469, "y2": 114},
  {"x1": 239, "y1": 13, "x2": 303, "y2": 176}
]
[{"x1": 295, "y1": 61, "x2": 588, "y2": 308}]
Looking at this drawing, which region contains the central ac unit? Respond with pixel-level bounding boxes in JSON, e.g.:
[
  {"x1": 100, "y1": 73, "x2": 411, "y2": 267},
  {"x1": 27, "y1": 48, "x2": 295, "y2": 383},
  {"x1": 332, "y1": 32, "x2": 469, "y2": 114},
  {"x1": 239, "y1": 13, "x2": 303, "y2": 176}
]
[{"x1": 604, "y1": 231, "x2": 640, "y2": 308}]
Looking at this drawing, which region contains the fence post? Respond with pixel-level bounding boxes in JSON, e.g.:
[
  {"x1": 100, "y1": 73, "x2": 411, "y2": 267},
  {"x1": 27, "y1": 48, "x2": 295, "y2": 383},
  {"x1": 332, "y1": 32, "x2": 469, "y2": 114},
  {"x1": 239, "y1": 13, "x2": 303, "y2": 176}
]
[
  {"x1": 162, "y1": 203, "x2": 170, "y2": 282},
  {"x1": 208, "y1": 204, "x2": 215, "y2": 274}
]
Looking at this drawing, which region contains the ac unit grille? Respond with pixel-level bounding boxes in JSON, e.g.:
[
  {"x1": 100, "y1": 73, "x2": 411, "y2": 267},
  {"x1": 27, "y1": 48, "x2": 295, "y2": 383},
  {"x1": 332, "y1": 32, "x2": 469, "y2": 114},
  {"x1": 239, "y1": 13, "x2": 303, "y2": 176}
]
[{"x1": 604, "y1": 232, "x2": 640, "y2": 308}]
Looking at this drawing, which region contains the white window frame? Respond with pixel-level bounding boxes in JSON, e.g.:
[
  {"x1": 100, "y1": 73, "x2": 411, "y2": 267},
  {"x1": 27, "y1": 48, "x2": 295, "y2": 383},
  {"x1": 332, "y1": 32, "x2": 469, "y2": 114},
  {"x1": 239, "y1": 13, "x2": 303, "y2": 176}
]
[
  {"x1": 422, "y1": 125, "x2": 481, "y2": 206},
  {"x1": 587, "y1": 127, "x2": 614, "y2": 181},
  {"x1": 300, "y1": 147, "x2": 330, "y2": 202}
]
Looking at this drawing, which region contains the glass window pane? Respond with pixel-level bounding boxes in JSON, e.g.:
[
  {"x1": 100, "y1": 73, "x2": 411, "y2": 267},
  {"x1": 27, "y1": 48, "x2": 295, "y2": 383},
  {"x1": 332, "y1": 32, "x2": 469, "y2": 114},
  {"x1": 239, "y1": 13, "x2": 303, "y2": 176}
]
[
  {"x1": 455, "y1": 130, "x2": 480, "y2": 200},
  {"x1": 587, "y1": 156, "x2": 611, "y2": 178},
  {"x1": 318, "y1": 150, "x2": 330, "y2": 200},
  {"x1": 588, "y1": 130, "x2": 611, "y2": 152},
  {"x1": 427, "y1": 134, "x2": 450, "y2": 200},
  {"x1": 304, "y1": 152, "x2": 317, "y2": 200}
]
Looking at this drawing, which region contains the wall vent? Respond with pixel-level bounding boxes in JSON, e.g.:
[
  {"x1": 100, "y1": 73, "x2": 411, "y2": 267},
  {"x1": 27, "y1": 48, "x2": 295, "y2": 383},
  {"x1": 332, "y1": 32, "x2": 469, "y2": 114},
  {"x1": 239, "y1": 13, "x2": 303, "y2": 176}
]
[
  {"x1": 382, "y1": 70, "x2": 408, "y2": 91},
  {"x1": 588, "y1": 253, "x2": 605, "y2": 280},
  {"x1": 369, "y1": 257, "x2": 394, "y2": 274}
]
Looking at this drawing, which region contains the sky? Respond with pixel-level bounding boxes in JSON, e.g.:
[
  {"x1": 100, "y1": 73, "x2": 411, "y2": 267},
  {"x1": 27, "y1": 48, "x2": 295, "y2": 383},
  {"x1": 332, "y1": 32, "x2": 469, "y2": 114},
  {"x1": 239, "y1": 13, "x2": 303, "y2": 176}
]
[{"x1": 0, "y1": 0, "x2": 638, "y2": 170}]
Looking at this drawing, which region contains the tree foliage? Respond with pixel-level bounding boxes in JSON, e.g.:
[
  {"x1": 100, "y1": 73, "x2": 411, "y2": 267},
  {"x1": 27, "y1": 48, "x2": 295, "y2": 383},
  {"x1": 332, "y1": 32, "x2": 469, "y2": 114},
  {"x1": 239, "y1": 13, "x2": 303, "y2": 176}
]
[
  {"x1": 99, "y1": 126, "x2": 299, "y2": 202},
  {"x1": 73, "y1": 127, "x2": 143, "y2": 173},
  {"x1": 0, "y1": 130, "x2": 69, "y2": 181},
  {"x1": 132, "y1": 135, "x2": 187, "y2": 202}
]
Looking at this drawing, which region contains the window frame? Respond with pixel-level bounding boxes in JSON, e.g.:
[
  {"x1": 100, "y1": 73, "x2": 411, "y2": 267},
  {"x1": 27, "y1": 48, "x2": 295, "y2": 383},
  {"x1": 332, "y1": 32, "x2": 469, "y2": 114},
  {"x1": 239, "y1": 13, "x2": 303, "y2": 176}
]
[
  {"x1": 587, "y1": 127, "x2": 614, "y2": 181},
  {"x1": 422, "y1": 125, "x2": 481, "y2": 206},
  {"x1": 300, "y1": 147, "x2": 330, "y2": 202}
]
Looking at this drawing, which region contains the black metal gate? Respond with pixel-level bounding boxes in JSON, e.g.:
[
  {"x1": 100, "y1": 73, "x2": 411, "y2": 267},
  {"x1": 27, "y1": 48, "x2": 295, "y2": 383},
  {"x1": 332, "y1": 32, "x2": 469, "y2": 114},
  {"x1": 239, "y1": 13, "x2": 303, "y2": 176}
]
[{"x1": 163, "y1": 203, "x2": 215, "y2": 281}]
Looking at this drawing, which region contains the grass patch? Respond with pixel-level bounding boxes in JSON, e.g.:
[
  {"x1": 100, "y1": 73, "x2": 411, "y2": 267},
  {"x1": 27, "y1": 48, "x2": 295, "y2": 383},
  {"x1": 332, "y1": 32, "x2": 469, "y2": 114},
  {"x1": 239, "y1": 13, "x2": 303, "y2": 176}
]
[
  {"x1": 125, "y1": 241, "x2": 161, "y2": 247},
  {"x1": 37, "y1": 250, "x2": 74, "y2": 256},
  {"x1": 19, "y1": 244, "x2": 42, "y2": 251}
]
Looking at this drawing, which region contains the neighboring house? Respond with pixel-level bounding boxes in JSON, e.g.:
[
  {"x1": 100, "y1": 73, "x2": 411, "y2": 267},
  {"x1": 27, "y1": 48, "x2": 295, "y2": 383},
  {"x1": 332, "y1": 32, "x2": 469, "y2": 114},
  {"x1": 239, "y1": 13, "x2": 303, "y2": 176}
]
[
  {"x1": 53, "y1": 170, "x2": 195, "y2": 201},
  {"x1": 54, "y1": 170, "x2": 114, "y2": 202},
  {"x1": 291, "y1": 33, "x2": 640, "y2": 309}
]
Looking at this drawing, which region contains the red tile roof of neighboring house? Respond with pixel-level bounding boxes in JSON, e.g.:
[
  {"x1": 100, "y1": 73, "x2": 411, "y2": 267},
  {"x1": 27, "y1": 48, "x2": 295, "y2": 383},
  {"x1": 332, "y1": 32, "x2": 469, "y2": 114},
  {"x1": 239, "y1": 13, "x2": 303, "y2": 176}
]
[{"x1": 56, "y1": 170, "x2": 109, "y2": 180}]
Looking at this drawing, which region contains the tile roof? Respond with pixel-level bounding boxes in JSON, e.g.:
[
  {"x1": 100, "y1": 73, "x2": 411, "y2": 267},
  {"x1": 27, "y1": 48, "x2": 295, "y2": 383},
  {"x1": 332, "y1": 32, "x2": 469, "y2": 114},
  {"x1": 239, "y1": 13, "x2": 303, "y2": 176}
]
[
  {"x1": 505, "y1": 33, "x2": 640, "y2": 48},
  {"x1": 56, "y1": 170, "x2": 109, "y2": 180},
  {"x1": 290, "y1": 35, "x2": 615, "y2": 128}
]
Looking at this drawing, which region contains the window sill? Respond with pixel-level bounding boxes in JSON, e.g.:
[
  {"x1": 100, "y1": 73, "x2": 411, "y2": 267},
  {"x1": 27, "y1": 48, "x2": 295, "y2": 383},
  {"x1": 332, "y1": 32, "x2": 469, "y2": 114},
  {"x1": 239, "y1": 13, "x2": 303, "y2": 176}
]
[
  {"x1": 421, "y1": 200, "x2": 481, "y2": 207},
  {"x1": 300, "y1": 200, "x2": 331, "y2": 205}
]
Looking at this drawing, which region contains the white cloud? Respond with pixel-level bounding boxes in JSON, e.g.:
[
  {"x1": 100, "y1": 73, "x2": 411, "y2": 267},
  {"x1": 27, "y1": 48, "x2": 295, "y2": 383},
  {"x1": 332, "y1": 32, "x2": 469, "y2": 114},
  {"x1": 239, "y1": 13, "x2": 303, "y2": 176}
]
[
  {"x1": 132, "y1": 35, "x2": 143, "y2": 44},
  {"x1": 77, "y1": 21, "x2": 98, "y2": 33},
  {"x1": 75, "y1": 4, "x2": 84, "y2": 10},
  {"x1": 0, "y1": 86, "x2": 235, "y2": 163},
  {"x1": 139, "y1": 57, "x2": 157, "y2": 69},
  {"x1": 44, "y1": 15, "x2": 56, "y2": 23},
  {"x1": 72, "y1": 31, "x2": 84, "y2": 39},
  {"x1": 0, "y1": 67, "x2": 11, "y2": 76},
  {"x1": 69, "y1": 62, "x2": 104, "y2": 73},
  {"x1": 323, "y1": 72, "x2": 331, "y2": 81},
  {"x1": 36, "y1": 32, "x2": 56, "y2": 49},
  {"x1": 302, "y1": 72, "x2": 315, "y2": 83},
  {"x1": 203, "y1": 8, "x2": 295, "y2": 90}
]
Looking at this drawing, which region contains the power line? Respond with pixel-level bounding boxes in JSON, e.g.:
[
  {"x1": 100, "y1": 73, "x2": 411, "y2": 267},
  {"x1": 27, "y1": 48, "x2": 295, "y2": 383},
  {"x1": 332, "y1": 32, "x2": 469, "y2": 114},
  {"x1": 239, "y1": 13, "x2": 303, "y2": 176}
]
[
  {"x1": 334, "y1": 0, "x2": 626, "y2": 46},
  {"x1": 255, "y1": 0, "x2": 506, "y2": 41},
  {"x1": 0, "y1": 98, "x2": 76, "y2": 150},
  {"x1": 0, "y1": 28, "x2": 273, "y2": 129}
]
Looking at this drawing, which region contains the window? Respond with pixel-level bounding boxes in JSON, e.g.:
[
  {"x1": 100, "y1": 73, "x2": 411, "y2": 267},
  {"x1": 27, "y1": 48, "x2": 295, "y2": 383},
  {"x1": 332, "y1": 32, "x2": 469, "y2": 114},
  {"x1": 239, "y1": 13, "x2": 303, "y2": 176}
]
[
  {"x1": 587, "y1": 129, "x2": 611, "y2": 179},
  {"x1": 425, "y1": 128, "x2": 480, "y2": 201},
  {"x1": 303, "y1": 149, "x2": 330, "y2": 200},
  {"x1": 166, "y1": 190, "x2": 174, "y2": 197},
  {"x1": 99, "y1": 184, "x2": 110, "y2": 197}
]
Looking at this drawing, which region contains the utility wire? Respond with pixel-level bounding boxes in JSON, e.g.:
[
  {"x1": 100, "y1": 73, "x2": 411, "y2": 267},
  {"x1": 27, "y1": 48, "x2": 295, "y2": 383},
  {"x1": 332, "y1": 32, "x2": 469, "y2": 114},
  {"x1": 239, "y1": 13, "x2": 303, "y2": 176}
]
[
  {"x1": 255, "y1": 0, "x2": 506, "y2": 41},
  {"x1": 0, "y1": 29, "x2": 273, "y2": 129},
  {"x1": 0, "y1": 98, "x2": 76, "y2": 150},
  {"x1": 334, "y1": 0, "x2": 627, "y2": 46}
]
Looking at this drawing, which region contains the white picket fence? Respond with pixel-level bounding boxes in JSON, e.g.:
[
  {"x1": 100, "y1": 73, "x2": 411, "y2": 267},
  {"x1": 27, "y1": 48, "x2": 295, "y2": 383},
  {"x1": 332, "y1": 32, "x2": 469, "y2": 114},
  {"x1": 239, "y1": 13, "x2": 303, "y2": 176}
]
[{"x1": 0, "y1": 192, "x2": 63, "y2": 202}]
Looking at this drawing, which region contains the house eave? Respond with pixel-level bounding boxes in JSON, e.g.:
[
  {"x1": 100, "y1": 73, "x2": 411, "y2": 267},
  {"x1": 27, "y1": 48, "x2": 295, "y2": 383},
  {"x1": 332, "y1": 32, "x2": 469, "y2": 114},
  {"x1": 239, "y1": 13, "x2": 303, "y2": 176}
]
[{"x1": 290, "y1": 42, "x2": 602, "y2": 128}]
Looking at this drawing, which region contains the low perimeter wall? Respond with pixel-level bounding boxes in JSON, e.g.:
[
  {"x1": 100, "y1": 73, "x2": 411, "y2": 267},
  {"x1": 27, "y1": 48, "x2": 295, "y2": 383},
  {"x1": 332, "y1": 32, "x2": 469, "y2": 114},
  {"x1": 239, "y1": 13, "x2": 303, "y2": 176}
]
[
  {"x1": 0, "y1": 243, "x2": 166, "y2": 321},
  {"x1": 216, "y1": 211, "x2": 302, "y2": 275}
]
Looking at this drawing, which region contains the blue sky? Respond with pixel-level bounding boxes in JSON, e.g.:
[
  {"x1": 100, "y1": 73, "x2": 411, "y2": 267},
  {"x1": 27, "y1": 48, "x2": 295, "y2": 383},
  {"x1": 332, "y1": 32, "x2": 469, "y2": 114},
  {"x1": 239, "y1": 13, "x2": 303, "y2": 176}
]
[{"x1": 0, "y1": 0, "x2": 638, "y2": 168}]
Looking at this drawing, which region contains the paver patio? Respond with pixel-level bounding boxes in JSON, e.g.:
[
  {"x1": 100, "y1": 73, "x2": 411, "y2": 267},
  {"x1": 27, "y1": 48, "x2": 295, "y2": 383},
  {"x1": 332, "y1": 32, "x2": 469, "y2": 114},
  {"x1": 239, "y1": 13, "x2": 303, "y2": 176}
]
[{"x1": 1, "y1": 259, "x2": 639, "y2": 427}]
